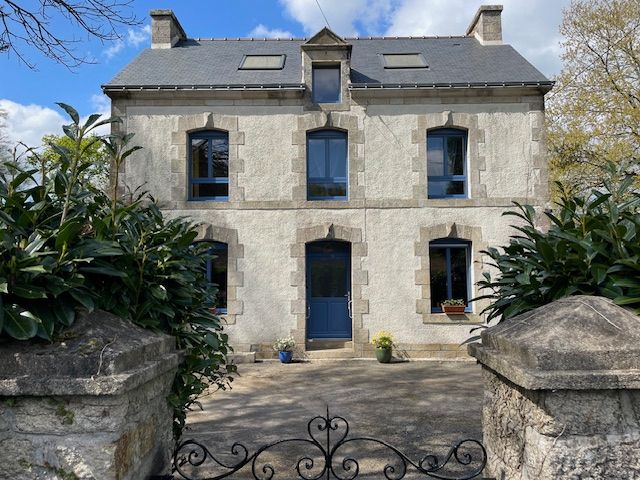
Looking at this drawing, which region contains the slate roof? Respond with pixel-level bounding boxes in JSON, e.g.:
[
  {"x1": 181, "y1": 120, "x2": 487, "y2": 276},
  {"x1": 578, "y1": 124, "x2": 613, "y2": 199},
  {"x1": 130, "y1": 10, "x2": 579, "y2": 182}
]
[{"x1": 104, "y1": 36, "x2": 551, "y2": 90}]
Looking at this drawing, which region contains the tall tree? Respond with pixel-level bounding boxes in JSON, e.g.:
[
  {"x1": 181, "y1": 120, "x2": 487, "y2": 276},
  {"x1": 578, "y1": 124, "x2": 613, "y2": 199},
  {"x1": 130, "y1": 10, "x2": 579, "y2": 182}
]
[
  {"x1": 27, "y1": 133, "x2": 110, "y2": 190},
  {"x1": 0, "y1": 0, "x2": 139, "y2": 68},
  {"x1": 546, "y1": 0, "x2": 640, "y2": 196}
]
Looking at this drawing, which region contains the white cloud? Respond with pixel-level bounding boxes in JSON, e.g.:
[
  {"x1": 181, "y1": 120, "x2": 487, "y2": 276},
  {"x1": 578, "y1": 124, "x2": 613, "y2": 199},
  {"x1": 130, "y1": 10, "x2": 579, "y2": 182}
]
[
  {"x1": 90, "y1": 94, "x2": 111, "y2": 116},
  {"x1": 128, "y1": 24, "x2": 152, "y2": 47},
  {"x1": 89, "y1": 94, "x2": 112, "y2": 136},
  {"x1": 104, "y1": 40, "x2": 125, "y2": 59},
  {"x1": 0, "y1": 98, "x2": 113, "y2": 151},
  {"x1": 279, "y1": 0, "x2": 392, "y2": 36},
  {"x1": 103, "y1": 24, "x2": 151, "y2": 59},
  {"x1": 0, "y1": 100, "x2": 67, "y2": 149},
  {"x1": 248, "y1": 24, "x2": 294, "y2": 39},
  {"x1": 278, "y1": 0, "x2": 568, "y2": 76}
]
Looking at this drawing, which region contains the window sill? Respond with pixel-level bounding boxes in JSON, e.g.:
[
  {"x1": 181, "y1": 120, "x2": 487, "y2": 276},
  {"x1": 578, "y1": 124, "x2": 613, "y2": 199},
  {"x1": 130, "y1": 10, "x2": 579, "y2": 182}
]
[
  {"x1": 422, "y1": 313, "x2": 484, "y2": 325},
  {"x1": 188, "y1": 198, "x2": 229, "y2": 202}
]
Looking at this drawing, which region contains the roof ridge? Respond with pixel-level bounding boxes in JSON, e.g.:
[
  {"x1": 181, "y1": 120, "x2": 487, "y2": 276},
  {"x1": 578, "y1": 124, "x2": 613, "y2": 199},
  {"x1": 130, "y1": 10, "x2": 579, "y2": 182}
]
[
  {"x1": 345, "y1": 35, "x2": 470, "y2": 40},
  {"x1": 186, "y1": 35, "x2": 472, "y2": 42},
  {"x1": 190, "y1": 37, "x2": 308, "y2": 41}
]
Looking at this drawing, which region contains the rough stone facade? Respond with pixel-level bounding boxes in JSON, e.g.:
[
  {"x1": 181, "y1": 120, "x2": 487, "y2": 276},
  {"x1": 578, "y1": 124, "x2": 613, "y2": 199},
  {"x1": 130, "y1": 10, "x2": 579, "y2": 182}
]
[
  {"x1": 470, "y1": 296, "x2": 640, "y2": 479},
  {"x1": 112, "y1": 89, "x2": 547, "y2": 358},
  {"x1": 0, "y1": 311, "x2": 181, "y2": 480}
]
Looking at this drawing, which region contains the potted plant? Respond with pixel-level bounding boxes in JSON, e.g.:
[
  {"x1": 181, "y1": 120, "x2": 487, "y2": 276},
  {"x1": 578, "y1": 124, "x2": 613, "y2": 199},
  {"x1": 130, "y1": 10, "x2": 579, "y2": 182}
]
[
  {"x1": 371, "y1": 331, "x2": 394, "y2": 363},
  {"x1": 273, "y1": 336, "x2": 295, "y2": 363},
  {"x1": 441, "y1": 298, "x2": 466, "y2": 314}
]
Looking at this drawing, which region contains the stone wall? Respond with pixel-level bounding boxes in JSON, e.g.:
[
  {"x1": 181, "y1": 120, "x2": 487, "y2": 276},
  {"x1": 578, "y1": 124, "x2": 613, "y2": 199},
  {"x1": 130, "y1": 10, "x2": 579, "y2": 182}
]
[
  {"x1": 111, "y1": 88, "x2": 547, "y2": 356},
  {"x1": 470, "y1": 296, "x2": 640, "y2": 479},
  {"x1": 0, "y1": 311, "x2": 181, "y2": 480}
]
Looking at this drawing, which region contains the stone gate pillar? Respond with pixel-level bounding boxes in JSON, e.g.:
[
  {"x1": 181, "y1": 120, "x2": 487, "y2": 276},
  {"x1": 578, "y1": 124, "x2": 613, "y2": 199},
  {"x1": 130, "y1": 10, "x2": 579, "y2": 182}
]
[
  {"x1": 0, "y1": 311, "x2": 182, "y2": 480},
  {"x1": 469, "y1": 295, "x2": 640, "y2": 479}
]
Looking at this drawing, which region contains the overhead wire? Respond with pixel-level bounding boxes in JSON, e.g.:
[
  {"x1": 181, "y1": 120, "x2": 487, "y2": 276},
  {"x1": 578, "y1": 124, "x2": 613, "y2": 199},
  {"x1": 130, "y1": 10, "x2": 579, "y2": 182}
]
[{"x1": 314, "y1": 0, "x2": 332, "y2": 30}]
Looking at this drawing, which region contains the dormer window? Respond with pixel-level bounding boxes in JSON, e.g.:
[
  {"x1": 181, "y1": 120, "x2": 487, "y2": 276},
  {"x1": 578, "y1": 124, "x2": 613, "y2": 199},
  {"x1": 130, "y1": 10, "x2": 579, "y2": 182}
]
[
  {"x1": 381, "y1": 53, "x2": 428, "y2": 69},
  {"x1": 238, "y1": 54, "x2": 286, "y2": 70},
  {"x1": 312, "y1": 64, "x2": 341, "y2": 103}
]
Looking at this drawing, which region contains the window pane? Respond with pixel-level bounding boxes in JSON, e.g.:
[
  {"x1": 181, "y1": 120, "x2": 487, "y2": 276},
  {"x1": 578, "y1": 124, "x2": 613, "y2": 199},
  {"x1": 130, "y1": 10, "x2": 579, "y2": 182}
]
[
  {"x1": 308, "y1": 182, "x2": 347, "y2": 198},
  {"x1": 382, "y1": 53, "x2": 427, "y2": 68},
  {"x1": 191, "y1": 138, "x2": 209, "y2": 178},
  {"x1": 428, "y1": 180, "x2": 464, "y2": 197},
  {"x1": 447, "y1": 136, "x2": 464, "y2": 175},
  {"x1": 427, "y1": 137, "x2": 444, "y2": 176},
  {"x1": 211, "y1": 138, "x2": 229, "y2": 178},
  {"x1": 429, "y1": 248, "x2": 448, "y2": 310},
  {"x1": 308, "y1": 138, "x2": 326, "y2": 178},
  {"x1": 240, "y1": 55, "x2": 285, "y2": 69},
  {"x1": 192, "y1": 183, "x2": 228, "y2": 198},
  {"x1": 209, "y1": 244, "x2": 228, "y2": 310},
  {"x1": 310, "y1": 257, "x2": 347, "y2": 297},
  {"x1": 450, "y1": 247, "x2": 469, "y2": 303},
  {"x1": 313, "y1": 66, "x2": 341, "y2": 103},
  {"x1": 329, "y1": 138, "x2": 347, "y2": 177}
]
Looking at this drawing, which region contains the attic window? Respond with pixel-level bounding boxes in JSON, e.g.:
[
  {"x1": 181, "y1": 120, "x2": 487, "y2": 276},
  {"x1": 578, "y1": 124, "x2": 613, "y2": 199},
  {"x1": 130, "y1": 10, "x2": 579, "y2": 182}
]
[
  {"x1": 239, "y1": 54, "x2": 286, "y2": 70},
  {"x1": 381, "y1": 53, "x2": 428, "y2": 69}
]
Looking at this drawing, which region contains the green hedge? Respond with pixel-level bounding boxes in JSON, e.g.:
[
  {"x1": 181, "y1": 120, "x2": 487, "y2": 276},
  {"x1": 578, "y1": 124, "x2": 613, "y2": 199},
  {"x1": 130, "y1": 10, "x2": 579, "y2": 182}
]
[
  {"x1": 477, "y1": 163, "x2": 640, "y2": 323},
  {"x1": 0, "y1": 104, "x2": 235, "y2": 439}
]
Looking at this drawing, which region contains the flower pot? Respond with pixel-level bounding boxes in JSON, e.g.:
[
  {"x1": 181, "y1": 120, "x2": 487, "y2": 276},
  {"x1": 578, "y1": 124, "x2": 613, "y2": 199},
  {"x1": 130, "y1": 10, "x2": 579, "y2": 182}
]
[
  {"x1": 442, "y1": 305, "x2": 466, "y2": 314},
  {"x1": 278, "y1": 351, "x2": 293, "y2": 363},
  {"x1": 375, "y1": 347, "x2": 392, "y2": 363}
]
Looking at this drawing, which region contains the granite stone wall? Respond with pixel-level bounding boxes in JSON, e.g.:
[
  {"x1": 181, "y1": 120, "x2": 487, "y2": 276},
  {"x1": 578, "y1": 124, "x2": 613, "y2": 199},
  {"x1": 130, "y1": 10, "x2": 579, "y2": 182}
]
[
  {"x1": 0, "y1": 311, "x2": 181, "y2": 480},
  {"x1": 109, "y1": 87, "x2": 548, "y2": 356}
]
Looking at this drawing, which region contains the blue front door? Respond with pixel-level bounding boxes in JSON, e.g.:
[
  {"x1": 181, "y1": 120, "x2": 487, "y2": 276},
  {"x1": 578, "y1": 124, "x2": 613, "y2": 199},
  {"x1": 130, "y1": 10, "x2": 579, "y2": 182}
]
[{"x1": 306, "y1": 241, "x2": 352, "y2": 339}]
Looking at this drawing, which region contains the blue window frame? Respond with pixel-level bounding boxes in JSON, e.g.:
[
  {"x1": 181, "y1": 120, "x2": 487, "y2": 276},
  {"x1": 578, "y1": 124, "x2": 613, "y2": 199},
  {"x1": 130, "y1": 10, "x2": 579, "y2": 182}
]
[
  {"x1": 429, "y1": 239, "x2": 472, "y2": 313},
  {"x1": 188, "y1": 131, "x2": 229, "y2": 201},
  {"x1": 307, "y1": 130, "x2": 348, "y2": 200},
  {"x1": 427, "y1": 128, "x2": 467, "y2": 199},
  {"x1": 312, "y1": 64, "x2": 341, "y2": 103},
  {"x1": 202, "y1": 241, "x2": 228, "y2": 313}
]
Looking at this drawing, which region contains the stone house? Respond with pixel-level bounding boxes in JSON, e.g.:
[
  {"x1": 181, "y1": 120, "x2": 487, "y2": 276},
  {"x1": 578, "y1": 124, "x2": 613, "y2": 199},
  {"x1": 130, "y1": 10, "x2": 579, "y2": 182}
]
[{"x1": 103, "y1": 5, "x2": 552, "y2": 359}]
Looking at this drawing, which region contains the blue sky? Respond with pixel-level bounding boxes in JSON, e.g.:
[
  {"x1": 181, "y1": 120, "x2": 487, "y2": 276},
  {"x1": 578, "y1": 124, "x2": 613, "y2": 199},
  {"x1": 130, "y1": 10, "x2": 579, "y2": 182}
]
[{"x1": 0, "y1": 0, "x2": 569, "y2": 148}]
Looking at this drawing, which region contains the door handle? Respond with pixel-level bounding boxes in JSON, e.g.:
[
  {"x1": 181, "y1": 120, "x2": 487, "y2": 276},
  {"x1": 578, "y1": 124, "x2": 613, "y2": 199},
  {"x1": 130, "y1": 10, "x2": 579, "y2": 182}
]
[
  {"x1": 346, "y1": 292, "x2": 353, "y2": 319},
  {"x1": 306, "y1": 304, "x2": 311, "y2": 319}
]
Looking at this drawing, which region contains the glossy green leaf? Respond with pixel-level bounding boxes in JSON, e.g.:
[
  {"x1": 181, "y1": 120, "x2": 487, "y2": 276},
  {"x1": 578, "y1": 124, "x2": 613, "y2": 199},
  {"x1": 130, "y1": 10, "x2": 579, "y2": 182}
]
[
  {"x1": 4, "y1": 305, "x2": 39, "y2": 340},
  {"x1": 56, "y1": 103, "x2": 80, "y2": 124},
  {"x1": 12, "y1": 285, "x2": 48, "y2": 299}
]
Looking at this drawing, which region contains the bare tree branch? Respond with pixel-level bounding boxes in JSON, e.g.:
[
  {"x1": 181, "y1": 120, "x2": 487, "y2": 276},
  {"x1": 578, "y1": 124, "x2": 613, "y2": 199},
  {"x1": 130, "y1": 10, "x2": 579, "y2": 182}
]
[{"x1": 0, "y1": 0, "x2": 140, "y2": 69}]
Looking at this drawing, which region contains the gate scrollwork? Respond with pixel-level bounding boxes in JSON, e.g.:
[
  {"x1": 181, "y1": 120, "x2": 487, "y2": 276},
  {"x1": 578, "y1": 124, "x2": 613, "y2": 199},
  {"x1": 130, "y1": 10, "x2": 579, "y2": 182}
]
[{"x1": 173, "y1": 408, "x2": 486, "y2": 480}]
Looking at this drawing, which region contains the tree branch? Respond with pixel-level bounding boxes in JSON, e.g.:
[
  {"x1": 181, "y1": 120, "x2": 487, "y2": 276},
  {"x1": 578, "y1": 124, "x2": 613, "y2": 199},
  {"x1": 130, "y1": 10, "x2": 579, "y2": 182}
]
[{"x1": 0, "y1": 0, "x2": 139, "y2": 69}]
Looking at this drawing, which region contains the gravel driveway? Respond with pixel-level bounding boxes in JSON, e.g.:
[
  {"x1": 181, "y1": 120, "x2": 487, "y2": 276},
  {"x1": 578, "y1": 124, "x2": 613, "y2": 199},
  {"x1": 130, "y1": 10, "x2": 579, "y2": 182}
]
[{"x1": 177, "y1": 360, "x2": 484, "y2": 479}]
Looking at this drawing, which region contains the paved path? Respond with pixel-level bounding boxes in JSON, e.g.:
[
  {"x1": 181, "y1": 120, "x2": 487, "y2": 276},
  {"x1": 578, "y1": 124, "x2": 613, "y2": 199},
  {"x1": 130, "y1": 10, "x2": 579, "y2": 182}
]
[{"x1": 179, "y1": 360, "x2": 484, "y2": 479}]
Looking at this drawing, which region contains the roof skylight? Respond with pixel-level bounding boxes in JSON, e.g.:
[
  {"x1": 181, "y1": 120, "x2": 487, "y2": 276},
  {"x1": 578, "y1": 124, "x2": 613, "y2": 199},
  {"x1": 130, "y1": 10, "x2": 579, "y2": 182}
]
[
  {"x1": 239, "y1": 55, "x2": 286, "y2": 70},
  {"x1": 380, "y1": 53, "x2": 428, "y2": 69}
]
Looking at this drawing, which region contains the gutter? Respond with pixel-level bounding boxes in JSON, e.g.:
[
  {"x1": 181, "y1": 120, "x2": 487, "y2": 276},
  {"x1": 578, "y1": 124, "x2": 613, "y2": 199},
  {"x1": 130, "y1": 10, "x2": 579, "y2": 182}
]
[
  {"x1": 101, "y1": 83, "x2": 306, "y2": 92},
  {"x1": 349, "y1": 81, "x2": 555, "y2": 92}
]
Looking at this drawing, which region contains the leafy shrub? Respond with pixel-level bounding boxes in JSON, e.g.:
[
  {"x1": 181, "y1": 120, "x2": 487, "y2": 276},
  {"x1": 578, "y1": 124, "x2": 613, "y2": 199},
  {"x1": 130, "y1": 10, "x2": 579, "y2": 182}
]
[
  {"x1": 477, "y1": 164, "x2": 640, "y2": 323},
  {"x1": 0, "y1": 104, "x2": 235, "y2": 439}
]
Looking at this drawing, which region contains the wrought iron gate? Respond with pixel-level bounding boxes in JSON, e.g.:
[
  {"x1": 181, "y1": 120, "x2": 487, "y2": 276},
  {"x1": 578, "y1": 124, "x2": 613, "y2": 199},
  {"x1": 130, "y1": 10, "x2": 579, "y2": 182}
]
[{"x1": 173, "y1": 408, "x2": 486, "y2": 480}]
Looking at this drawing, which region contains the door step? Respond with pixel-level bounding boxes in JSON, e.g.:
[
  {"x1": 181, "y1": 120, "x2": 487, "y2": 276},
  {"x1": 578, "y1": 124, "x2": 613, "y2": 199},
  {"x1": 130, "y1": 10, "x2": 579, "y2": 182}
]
[
  {"x1": 306, "y1": 340, "x2": 353, "y2": 351},
  {"x1": 305, "y1": 348, "x2": 355, "y2": 359}
]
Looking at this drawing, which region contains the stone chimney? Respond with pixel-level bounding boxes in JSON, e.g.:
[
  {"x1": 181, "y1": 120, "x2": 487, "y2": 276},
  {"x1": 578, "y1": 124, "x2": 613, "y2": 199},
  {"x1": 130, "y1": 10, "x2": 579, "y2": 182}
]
[
  {"x1": 150, "y1": 9, "x2": 187, "y2": 49},
  {"x1": 466, "y1": 5, "x2": 503, "y2": 45}
]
